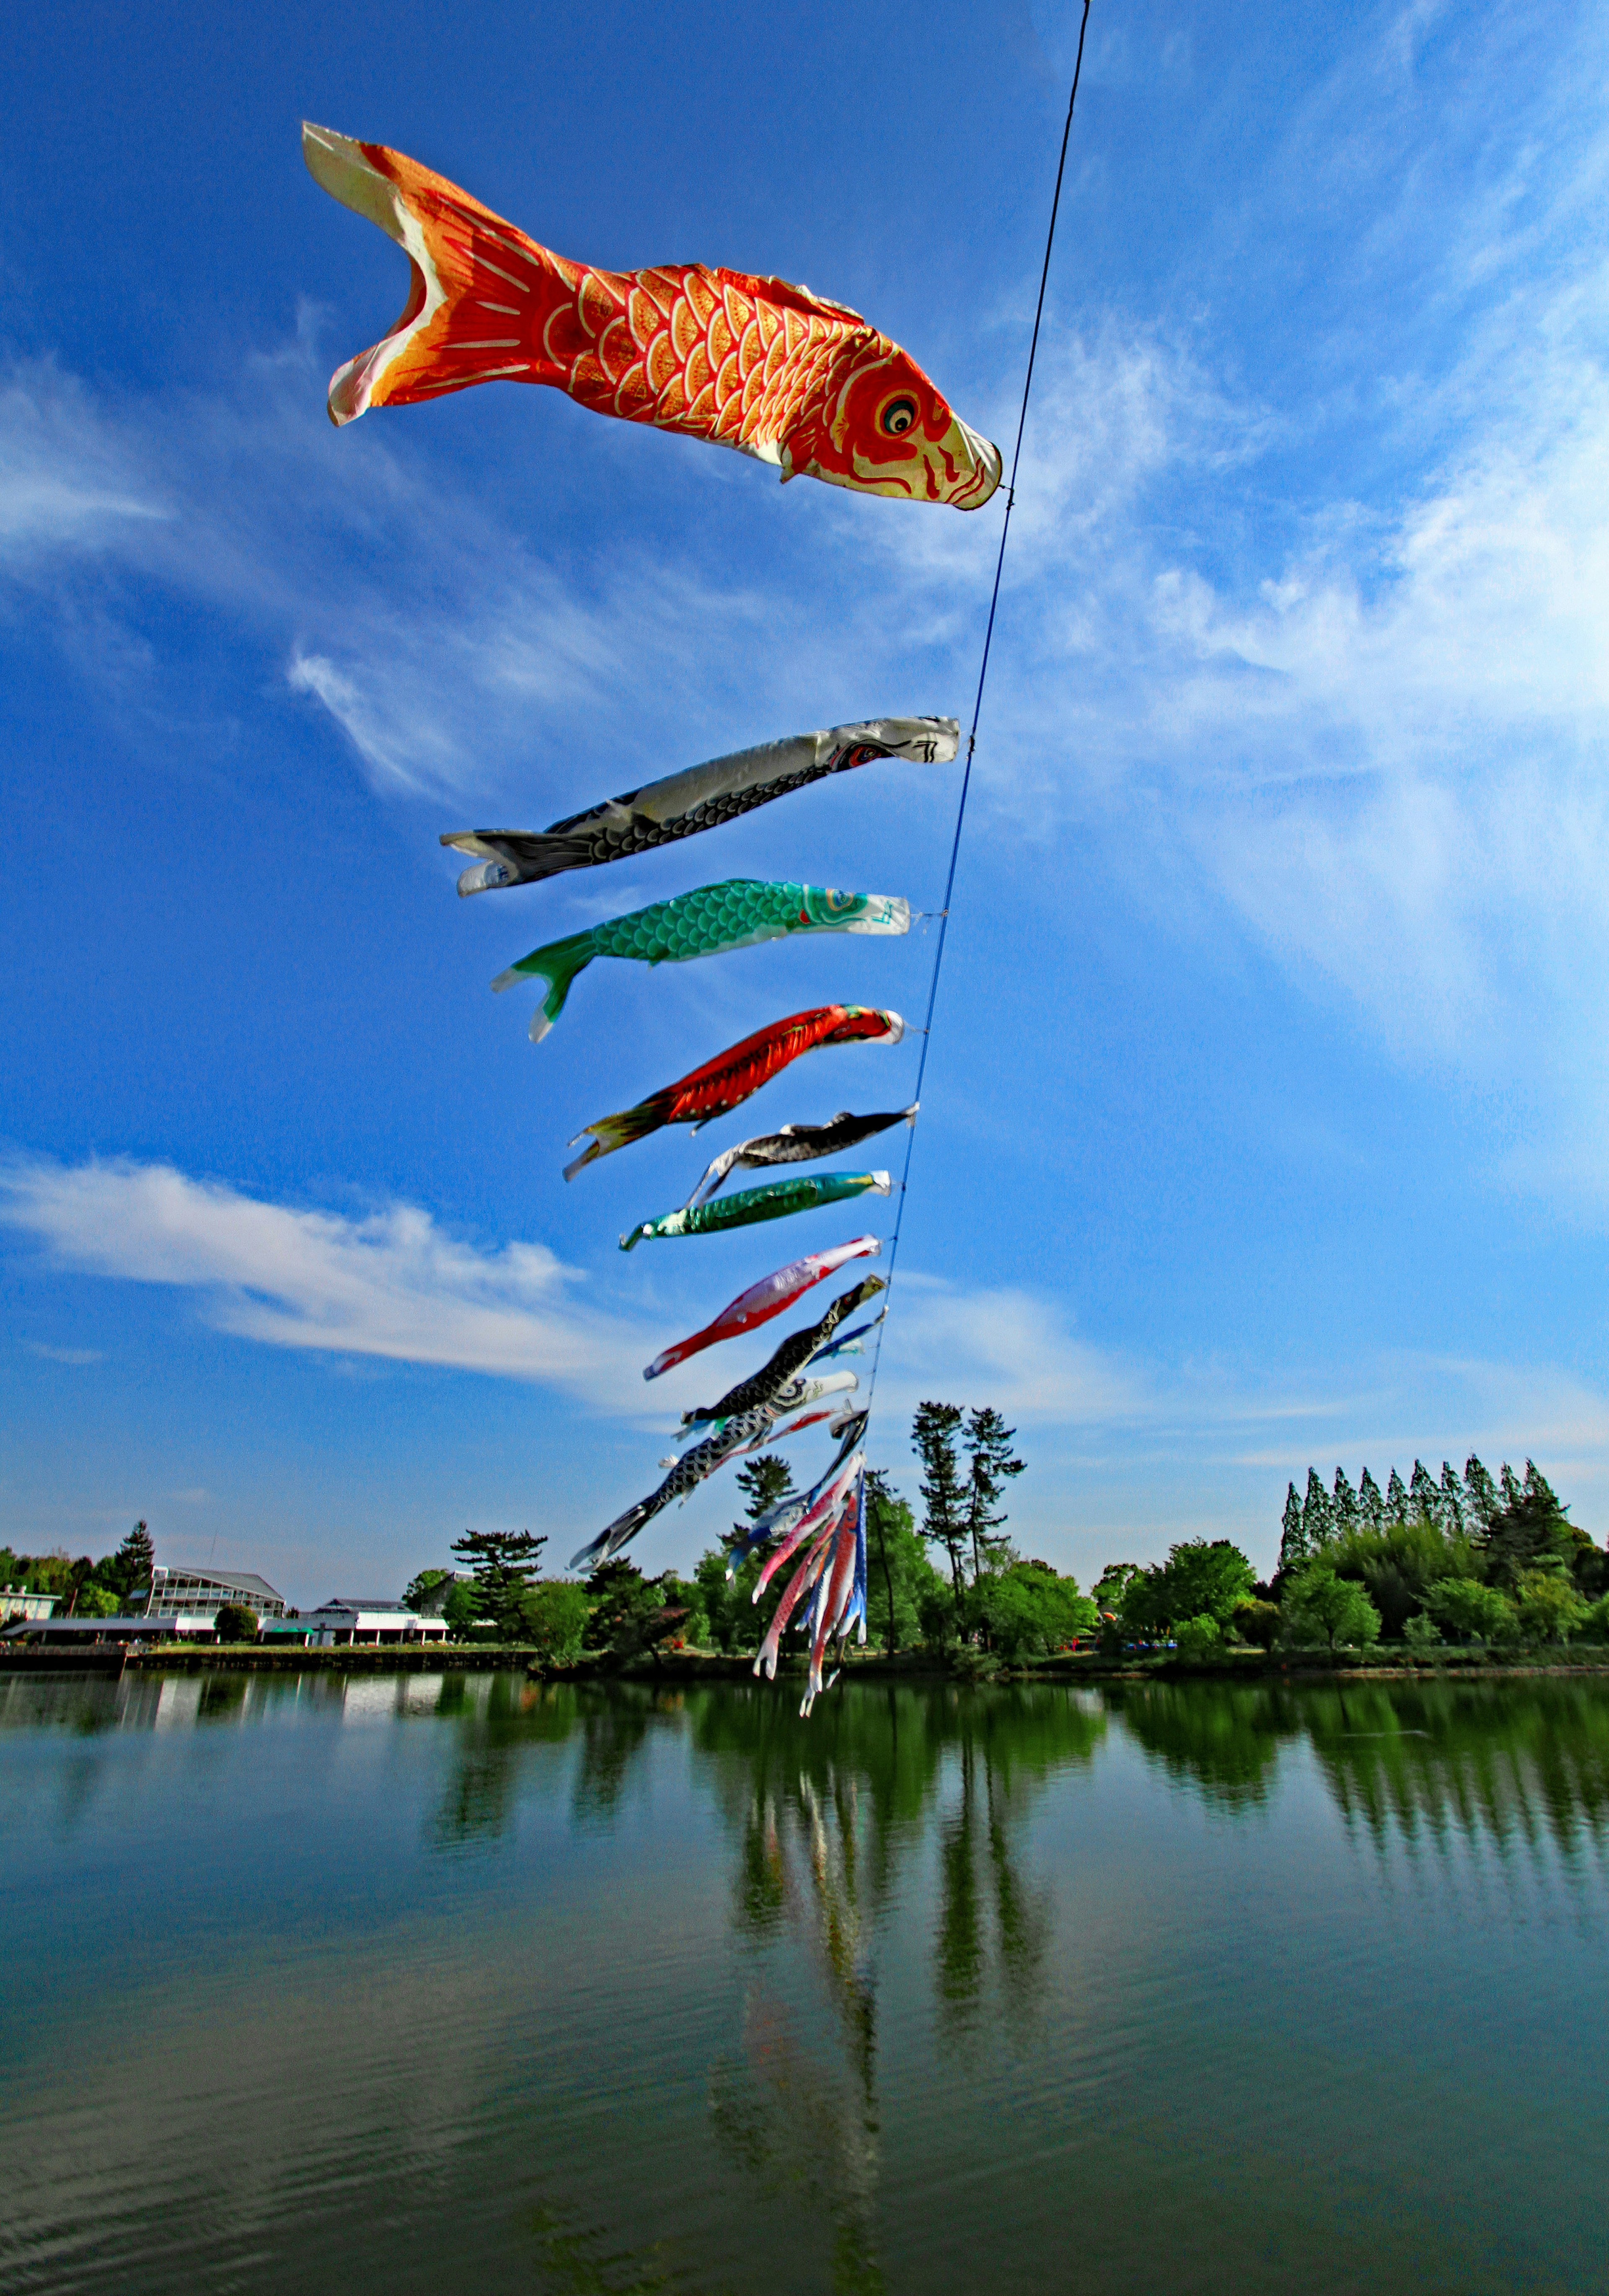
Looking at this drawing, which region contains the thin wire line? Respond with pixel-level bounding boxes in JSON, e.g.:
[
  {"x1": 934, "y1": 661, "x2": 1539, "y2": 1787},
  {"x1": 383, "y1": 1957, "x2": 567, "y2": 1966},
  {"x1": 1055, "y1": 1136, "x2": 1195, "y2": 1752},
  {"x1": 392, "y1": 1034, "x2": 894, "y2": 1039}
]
[{"x1": 864, "y1": 0, "x2": 1092, "y2": 1416}]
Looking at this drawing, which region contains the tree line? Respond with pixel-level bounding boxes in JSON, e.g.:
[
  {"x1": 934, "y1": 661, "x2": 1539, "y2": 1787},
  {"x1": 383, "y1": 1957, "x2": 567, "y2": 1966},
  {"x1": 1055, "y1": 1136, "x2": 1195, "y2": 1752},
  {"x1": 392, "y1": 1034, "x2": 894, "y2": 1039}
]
[
  {"x1": 411, "y1": 1405, "x2": 1099, "y2": 1666},
  {"x1": 0, "y1": 1522, "x2": 154, "y2": 1621},
  {"x1": 1265, "y1": 1454, "x2": 1609, "y2": 1651}
]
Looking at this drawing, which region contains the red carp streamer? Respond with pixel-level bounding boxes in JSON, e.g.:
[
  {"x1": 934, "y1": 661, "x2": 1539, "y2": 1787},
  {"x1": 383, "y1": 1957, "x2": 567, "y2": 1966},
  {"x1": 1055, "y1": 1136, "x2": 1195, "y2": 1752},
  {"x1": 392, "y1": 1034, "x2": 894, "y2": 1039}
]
[
  {"x1": 564, "y1": 1005, "x2": 903, "y2": 1181},
  {"x1": 303, "y1": 125, "x2": 1001, "y2": 509}
]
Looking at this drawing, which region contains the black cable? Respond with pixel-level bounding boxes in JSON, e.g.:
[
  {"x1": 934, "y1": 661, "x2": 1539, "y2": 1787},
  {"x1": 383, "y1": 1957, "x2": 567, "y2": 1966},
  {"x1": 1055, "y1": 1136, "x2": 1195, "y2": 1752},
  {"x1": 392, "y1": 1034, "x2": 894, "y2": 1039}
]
[{"x1": 864, "y1": 0, "x2": 1092, "y2": 1413}]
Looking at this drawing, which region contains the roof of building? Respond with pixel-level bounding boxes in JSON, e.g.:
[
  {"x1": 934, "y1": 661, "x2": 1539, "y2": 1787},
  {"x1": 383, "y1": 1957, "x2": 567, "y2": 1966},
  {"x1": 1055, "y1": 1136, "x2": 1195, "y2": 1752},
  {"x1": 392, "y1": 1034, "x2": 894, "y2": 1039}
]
[
  {"x1": 152, "y1": 1567, "x2": 285, "y2": 1603},
  {"x1": 313, "y1": 1598, "x2": 413, "y2": 1614}
]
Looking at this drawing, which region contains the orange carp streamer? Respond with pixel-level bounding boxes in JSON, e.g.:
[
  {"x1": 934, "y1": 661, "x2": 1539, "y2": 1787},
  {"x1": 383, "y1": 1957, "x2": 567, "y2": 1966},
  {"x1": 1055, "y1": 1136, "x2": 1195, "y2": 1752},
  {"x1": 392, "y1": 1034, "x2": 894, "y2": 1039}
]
[{"x1": 302, "y1": 124, "x2": 1002, "y2": 510}]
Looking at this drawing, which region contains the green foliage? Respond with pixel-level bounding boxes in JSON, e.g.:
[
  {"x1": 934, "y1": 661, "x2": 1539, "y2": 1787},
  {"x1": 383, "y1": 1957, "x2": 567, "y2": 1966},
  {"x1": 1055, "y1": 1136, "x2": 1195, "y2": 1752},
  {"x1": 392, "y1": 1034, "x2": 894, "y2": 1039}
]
[
  {"x1": 72, "y1": 1582, "x2": 122, "y2": 1619},
  {"x1": 450, "y1": 1526, "x2": 548, "y2": 1637},
  {"x1": 734, "y1": 1452, "x2": 794, "y2": 1523},
  {"x1": 442, "y1": 1580, "x2": 480, "y2": 1634},
  {"x1": 1325, "y1": 1519, "x2": 1477, "y2": 1639},
  {"x1": 913, "y1": 1401, "x2": 968, "y2": 1596},
  {"x1": 864, "y1": 1471, "x2": 944, "y2": 1654},
  {"x1": 918, "y1": 1579, "x2": 958, "y2": 1652},
  {"x1": 1231, "y1": 1598, "x2": 1280, "y2": 1650},
  {"x1": 1479, "y1": 1464, "x2": 1577, "y2": 1592},
  {"x1": 1159, "y1": 1538, "x2": 1255, "y2": 1626},
  {"x1": 961, "y1": 1407, "x2": 1025, "y2": 1580},
  {"x1": 1425, "y1": 1577, "x2": 1518, "y2": 1646},
  {"x1": 1515, "y1": 1571, "x2": 1588, "y2": 1646},
  {"x1": 404, "y1": 1567, "x2": 457, "y2": 1614},
  {"x1": 694, "y1": 1546, "x2": 764, "y2": 1654},
  {"x1": 106, "y1": 1521, "x2": 154, "y2": 1602},
  {"x1": 212, "y1": 1601, "x2": 259, "y2": 1642},
  {"x1": 1281, "y1": 1562, "x2": 1381, "y2": 1652},
  {"x1": 1172, "y1": 1613, "x2": 1222, "y2": 1658},
  {"x1": 515, "y1": 1580, "x2": 592, "y2": 1663},
  {"x1": 970, "y1": 1561, "x2": 1095, "y2": 1659},
  {"x1": 1279, "y1": 1484, "x2": 1306, "y2": 1572},
  {"x1": 1583, "y1": 1594, "x2": 1609, "y2": 1644},
  {"x1": 1402, "y1": 1610, "x2": 1443, "y2": 1651}
]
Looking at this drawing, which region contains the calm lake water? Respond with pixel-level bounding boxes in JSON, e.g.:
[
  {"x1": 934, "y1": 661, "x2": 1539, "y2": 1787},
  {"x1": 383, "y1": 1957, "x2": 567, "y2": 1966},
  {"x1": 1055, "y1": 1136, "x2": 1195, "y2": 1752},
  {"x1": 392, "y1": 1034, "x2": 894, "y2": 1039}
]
[{"x1": 2, "y1": 1670, "x2": 1606, "y2": 2295}]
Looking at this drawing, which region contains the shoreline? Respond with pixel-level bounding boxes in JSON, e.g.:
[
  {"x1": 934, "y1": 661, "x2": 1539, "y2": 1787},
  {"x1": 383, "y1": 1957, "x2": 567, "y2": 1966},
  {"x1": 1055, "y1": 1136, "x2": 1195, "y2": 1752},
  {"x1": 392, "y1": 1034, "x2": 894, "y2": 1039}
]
[{"x1": 5, "y1": 1644, "x2": 1609, "y2": 1684}]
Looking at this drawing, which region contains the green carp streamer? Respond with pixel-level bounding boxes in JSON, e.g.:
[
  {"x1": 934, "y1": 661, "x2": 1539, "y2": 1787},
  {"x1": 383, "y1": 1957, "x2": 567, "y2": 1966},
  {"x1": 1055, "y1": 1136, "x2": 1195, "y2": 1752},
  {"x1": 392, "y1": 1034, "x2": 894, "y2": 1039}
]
[
  {"x1": 493, "y1": 879, "x2": 909, "y2": 1041},
  {"x1": 620, "y1": 1169, "x2": 891, "y2": 1252}
]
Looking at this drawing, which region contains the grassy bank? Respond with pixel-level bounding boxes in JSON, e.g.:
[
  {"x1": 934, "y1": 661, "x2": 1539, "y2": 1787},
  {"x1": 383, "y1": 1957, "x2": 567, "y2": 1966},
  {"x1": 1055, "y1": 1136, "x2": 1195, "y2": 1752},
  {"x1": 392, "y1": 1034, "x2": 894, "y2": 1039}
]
[{"x1": 8, "y1": 1639, "x2": 1608, "y2": 1683}]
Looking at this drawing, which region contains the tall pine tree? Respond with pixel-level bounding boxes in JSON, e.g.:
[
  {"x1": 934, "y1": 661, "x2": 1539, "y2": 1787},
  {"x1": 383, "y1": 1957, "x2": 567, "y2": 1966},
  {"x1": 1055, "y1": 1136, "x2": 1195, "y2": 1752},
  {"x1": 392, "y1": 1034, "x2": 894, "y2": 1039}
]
[
  {"x1": 1385, "y1": 1467, "x2": 1408, "y2": 1522},
  {"x1": 1463, "y1": 1455, "x2": 1499, "y2": 1533},
  {"x1": 1358, "y1": 1469, "x2": 1385, "y2": 1532},
  {"x1": 110, "y1": 1520, "x2": 155, "y2": 1606},
  {"x1": 1332, "y1": 1468, "x2": 1360, "y2": 1533},
  {"x1": 451, "y1": 1527, "x2": 548, "y2": 1637},
  {"x1": 1438, "y1": 1462, "x2": 1465, "y2": 1535},
  {"x1": 1279, "y1": 1484, "x2": 1307, "y2": 1572},
  {"x1": 913, "y1": 1402, "x2": 968, "y2": 1600},
  {"x1": 1301, "y1": 1467, "x2": 1334, "y2": 1551},
  {"x1": 1408, "y1": 1461, "x2": 1437, "y2": 1524},
  {"x1": 962, "y1": 1408, "x2": 1025, "y2": 1578}
]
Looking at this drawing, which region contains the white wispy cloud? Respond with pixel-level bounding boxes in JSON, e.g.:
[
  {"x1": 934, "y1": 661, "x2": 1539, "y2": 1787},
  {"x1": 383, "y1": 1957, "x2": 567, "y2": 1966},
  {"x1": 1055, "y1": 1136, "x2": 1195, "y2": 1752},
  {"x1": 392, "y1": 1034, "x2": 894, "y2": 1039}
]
[{"x1": 0, "y1": 1157, "x2": 651, "y2": 1401}]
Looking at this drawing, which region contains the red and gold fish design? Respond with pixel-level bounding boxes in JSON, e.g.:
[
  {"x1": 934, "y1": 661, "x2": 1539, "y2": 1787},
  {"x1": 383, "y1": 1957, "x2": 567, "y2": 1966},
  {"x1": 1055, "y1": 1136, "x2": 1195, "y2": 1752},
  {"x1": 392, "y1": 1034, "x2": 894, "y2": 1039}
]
[{"x1": 302, "y1": 124, "x2": 1002, "y2": 511}]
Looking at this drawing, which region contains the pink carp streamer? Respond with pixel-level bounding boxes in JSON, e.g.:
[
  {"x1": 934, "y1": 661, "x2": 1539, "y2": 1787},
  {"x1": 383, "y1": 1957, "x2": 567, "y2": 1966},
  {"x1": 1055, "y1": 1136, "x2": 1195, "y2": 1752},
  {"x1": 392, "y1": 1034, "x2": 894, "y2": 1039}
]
[{"x1": 642, "y1": 1236, "x2": 880, "y2": 1381}]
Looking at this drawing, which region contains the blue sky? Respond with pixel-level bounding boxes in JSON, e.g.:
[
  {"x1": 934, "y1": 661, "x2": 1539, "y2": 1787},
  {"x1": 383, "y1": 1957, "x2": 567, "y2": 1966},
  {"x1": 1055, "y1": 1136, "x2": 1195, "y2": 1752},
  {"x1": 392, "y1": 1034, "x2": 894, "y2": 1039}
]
[{"x1": 3, "y1": 0, "x2": 1607, "y2": 1602}]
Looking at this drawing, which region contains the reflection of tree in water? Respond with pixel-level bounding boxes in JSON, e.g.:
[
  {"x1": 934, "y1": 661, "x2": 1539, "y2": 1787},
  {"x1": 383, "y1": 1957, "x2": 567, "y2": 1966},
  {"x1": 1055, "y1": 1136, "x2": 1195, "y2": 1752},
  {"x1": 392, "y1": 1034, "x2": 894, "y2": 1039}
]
[
  {"x1": 526, "y1": 2198, "x2": 718, "y2": 2296},
  {"x1": 570, "y1": 1684, "x2": 685, "y2": 1824},
  {"x1": 1107, "y1": 1681, "x2": 1299, "y2": 1810},
  {"x1": 693, "y1": 1683, "x2": 1105, "y2": 2288},
  {"x1": 429, "y1": 1676, "x2": 580, "y2": 1849},
  {"x1": 1304, "y1": 1680, "x2": 1609, "y2": 1869},
  {"x1": 1109, "y1": 1677, "x2": 1609, "y2": 1878}
]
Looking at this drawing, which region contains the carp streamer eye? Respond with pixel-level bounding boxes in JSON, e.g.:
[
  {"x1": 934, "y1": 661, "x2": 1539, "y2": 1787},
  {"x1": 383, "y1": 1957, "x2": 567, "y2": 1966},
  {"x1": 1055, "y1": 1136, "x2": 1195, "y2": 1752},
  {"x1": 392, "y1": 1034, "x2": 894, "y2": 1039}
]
[{"x1": 880, "y1": 396, "x2": 918, "y2": 437}]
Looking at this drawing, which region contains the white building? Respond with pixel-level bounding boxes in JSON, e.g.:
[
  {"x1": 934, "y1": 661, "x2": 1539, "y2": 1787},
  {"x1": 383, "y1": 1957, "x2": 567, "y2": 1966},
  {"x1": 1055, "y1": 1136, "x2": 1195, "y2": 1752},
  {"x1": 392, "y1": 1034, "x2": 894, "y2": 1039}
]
[
  {"x1": 147, "y1": 1566, "x2": 287, "y2": 1620},
  {"x1": 0, "y1": 1588, "x2": 59, "y2": 1624},
  {"x1": 263, "y1": 1600, "x2": 447, "y2": 1648}
]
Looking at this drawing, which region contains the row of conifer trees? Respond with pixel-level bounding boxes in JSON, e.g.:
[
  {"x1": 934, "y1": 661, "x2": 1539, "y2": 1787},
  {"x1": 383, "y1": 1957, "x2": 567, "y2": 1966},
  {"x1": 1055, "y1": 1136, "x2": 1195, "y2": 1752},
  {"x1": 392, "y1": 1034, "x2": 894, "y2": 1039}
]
[{"x1": 1278, "y1": 1456, "x2": 1557, "y2": 1572}]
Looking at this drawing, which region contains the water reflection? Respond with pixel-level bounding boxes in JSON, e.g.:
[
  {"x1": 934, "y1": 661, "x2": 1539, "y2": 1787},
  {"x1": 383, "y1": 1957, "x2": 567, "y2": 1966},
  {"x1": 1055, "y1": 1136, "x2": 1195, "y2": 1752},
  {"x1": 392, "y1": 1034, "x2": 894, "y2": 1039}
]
[{"x1": 2, "y1": 1668, "x2": 1608, "y2": 2294}]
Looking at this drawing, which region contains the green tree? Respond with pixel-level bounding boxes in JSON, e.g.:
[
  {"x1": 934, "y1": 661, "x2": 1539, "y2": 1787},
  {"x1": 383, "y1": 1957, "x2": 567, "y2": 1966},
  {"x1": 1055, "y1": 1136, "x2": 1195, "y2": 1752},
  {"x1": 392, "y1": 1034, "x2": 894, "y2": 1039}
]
[
  {"x1": 913, "y1": 1401, "x2": 968, "y2": 1603},
  {"x1": 1402, "y1": 1609, "x2": 1442, "y2": 1652},
  {"x1": 1437, "y1": 1462, "x2": 1465, "y2": 1534},
  {"x1": 404, "y1": 1567, "x2": 457, "y2": 1614},
  {"x1": 1425, "y1": 1576, "x2": 1518, "y2": 1645},
  {"x1": 515, "y1": 1580, "x2": 592, "y2": 1663},
  {"x1": 1515, "y1": 1571, "x2": 1588, "y2": 1646},
  {"x1": 1279, "y1": 1483, "x2": 1306, "y2": 1572},
  {"x1": 1478, "y1": 1462, "x2": 1576, "y2": 1591},
  {"x1": 1332, "y1": 1468, "x2": 1359, "y2": 1532},
  {"x1": 450, "y1": 1527, "x2": 548, "y2": 1637},
  {"x1": 970, "y1": 1561, "x2": 1095, "y2": 1659},
  {"x1": 864, "y1": 1470, "x2": 940, "y2": 1654},
  {"x1": 107, "y1": 1521, "x2": 154, "y2": 1606},
  {"x1": 1231, "y1": 1598, "x2": 1280, "y2": 1650},
  {"x1": 1358, "y1": 1469, "x2": 1386, "y2": 1532},
  {"x1": 1462, "y1": 1454, "x2": 1500, "y2": 1534},
  {"x1": 961, "y1": 1408, "x2": 1025, "y2": 1580},
  {"x1": 1158, "y1": 1539, "x2": 1255, "y2": 1629},
  {"x1": 734, "y1": 1452, "x2": 794, "y2": 1525},
  {"x1": 72, "y1": 1582, "x2": 122, "y2": 1619},
  {"x1": 213, "y1": 1601, "x2": 259, "y2": 1643},
  {"x1": 1301, "y1": 1468, "x2": 1334, "y2": 1551},
  {"x1": 1282, "y1": 1562, "x2": 1381, "y2": 1652},
  {"x1": 694, "y1": 1546, "x2": 765, "y2": 1653},
  {"x1": 1385, "y1": 1467, "x2": 1409, "y2": 1522},
  {"x1": 1172, "y1": 1613, "x2": 1221, "y2": 1657},
  {"x1": 1408, "y1": 1460, "x2": 1438, "y2": 1525},
  {"x1": 1326, "y1": 1518, "x2": 1477, "y2": 1640}
]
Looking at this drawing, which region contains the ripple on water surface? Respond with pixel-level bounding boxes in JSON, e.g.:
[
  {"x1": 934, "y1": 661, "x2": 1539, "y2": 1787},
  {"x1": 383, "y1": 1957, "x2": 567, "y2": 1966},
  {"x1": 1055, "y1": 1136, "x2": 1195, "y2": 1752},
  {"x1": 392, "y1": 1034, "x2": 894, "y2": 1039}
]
[{"x1": 1, "y1": 1672, "x2": 1606, "y2": 2295}]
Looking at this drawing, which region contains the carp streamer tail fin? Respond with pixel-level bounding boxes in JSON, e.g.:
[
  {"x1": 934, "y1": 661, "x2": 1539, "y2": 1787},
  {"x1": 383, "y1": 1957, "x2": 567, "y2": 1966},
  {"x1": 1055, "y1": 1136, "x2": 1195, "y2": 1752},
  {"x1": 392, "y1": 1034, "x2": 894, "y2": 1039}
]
[
  {"x1": 563, "y1": 1094, "x2": 667, "y2": 1183},
  {"x1": 491, "y1": 929, "x2": 595, "y2": 1043},
  {"x1": 302, "y1": 123, "x2": 561, "y2": 426}
]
